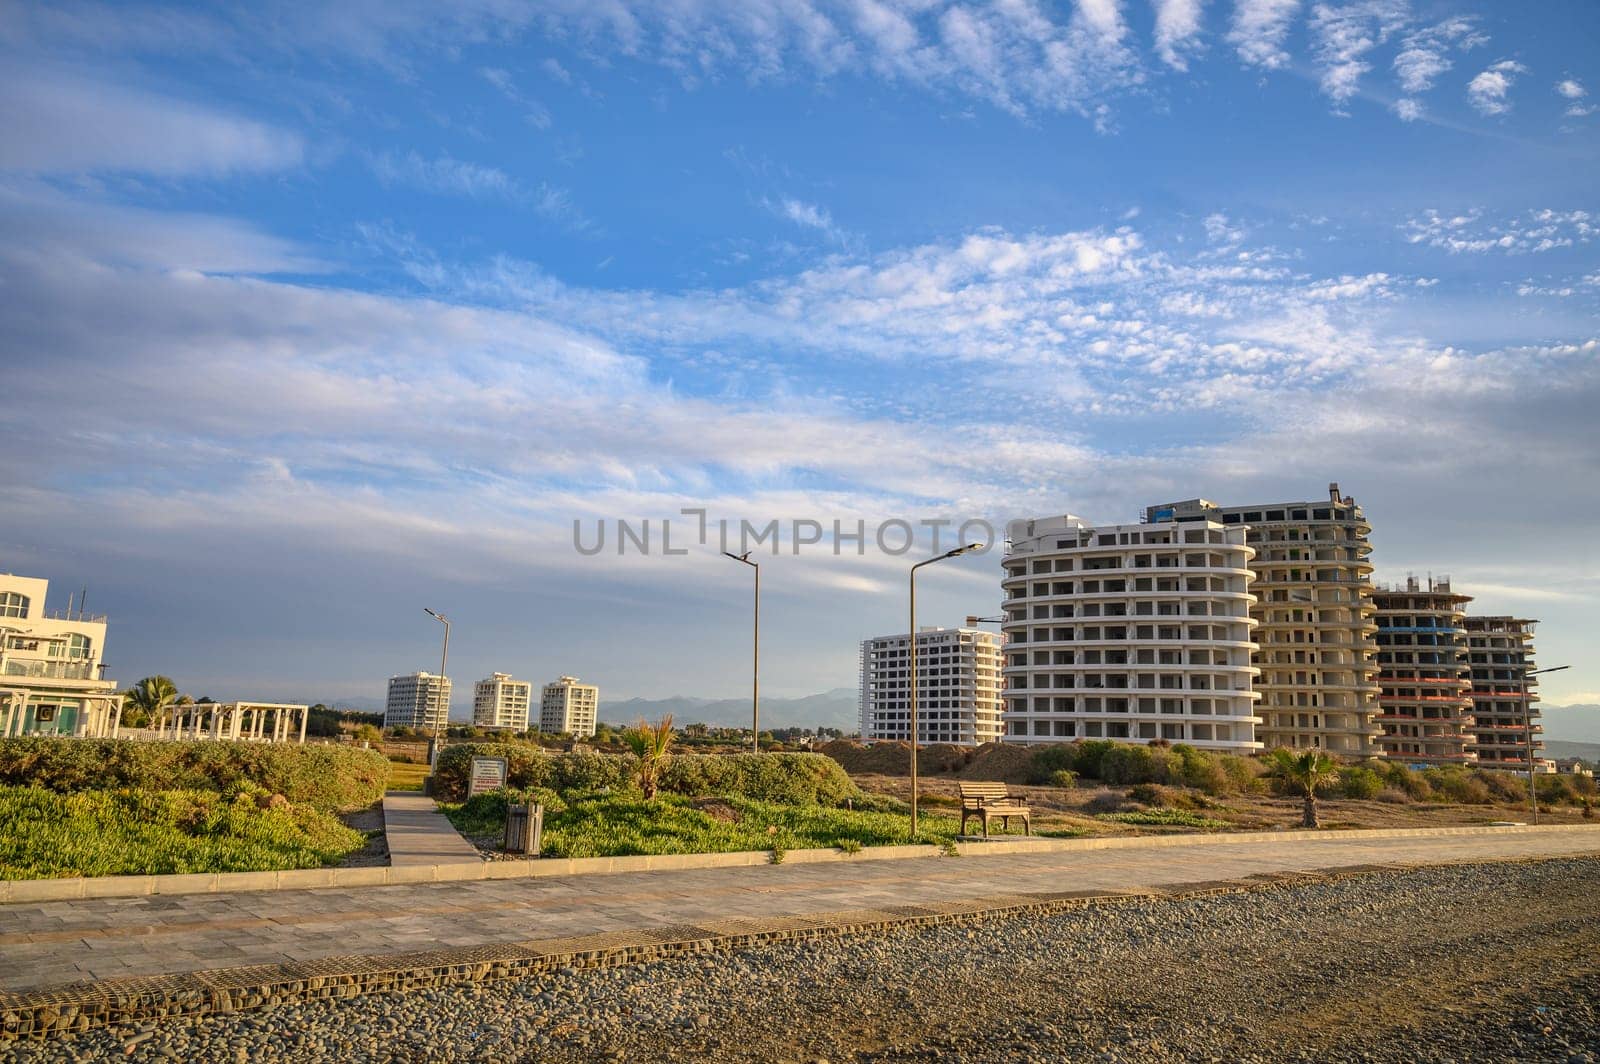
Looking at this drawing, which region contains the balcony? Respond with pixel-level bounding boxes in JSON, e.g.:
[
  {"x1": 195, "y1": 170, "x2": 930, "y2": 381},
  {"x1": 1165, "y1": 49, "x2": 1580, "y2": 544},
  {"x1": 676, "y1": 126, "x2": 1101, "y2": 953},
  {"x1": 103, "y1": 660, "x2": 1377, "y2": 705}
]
[{"x1": 1, "y1": 659, "x2": 102, "y2": 682}]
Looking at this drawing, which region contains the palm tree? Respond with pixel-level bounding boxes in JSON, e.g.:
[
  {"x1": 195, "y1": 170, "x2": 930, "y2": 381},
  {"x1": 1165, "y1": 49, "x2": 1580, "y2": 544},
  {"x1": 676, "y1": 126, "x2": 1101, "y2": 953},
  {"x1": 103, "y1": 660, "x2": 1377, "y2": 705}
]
[
  {"x1": 622, "y1": 714, "x2": 675, "y2": 800},
  {"x1": 1270, "y1": 747, "x2": 1340, "y2": 828},
  {"x1": 121, "y1": 675, "x2": 180, "y2": 729}
]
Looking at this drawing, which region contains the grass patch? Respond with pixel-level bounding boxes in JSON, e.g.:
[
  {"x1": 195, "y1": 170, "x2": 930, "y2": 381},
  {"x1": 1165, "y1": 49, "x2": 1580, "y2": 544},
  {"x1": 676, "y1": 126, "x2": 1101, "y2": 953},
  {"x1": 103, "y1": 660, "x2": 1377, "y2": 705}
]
[
  {"x1": 442, "y1": 792, "x2": 959, "y2": 858},
  {"x1": 386, "y1": 759, "x2": 429, "y2": 792},
  {"x1": 1097, "y1": 808, "x2": 1230, "y2": 830},
  {"x1": 0, "y1": 785, "x2": 367, "y2": 879}
]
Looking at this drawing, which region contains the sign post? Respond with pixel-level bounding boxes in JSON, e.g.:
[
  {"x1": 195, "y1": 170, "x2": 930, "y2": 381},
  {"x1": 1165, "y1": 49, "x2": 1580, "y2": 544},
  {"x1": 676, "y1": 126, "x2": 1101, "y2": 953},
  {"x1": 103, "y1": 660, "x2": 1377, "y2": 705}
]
[{"x1": 467, "y1": 756, "x2": 508, "y2": 798}]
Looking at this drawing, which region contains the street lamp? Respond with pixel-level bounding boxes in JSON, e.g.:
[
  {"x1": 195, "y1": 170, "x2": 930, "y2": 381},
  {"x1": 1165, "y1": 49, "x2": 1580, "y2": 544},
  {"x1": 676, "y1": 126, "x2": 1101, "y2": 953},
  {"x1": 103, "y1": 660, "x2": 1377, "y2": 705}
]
[
  {"x1": 1521, "y1": 663, "x2": 1569, "y2": 824},
  {"x1": 909, "y1": 543, "x2": 984, "y2": 838},
  {"x1": 722, "y1": 552, "x2": 760, "y2": 754},
  {"x1": 423, "y1": 608, "x2": 450, "y2": 768},
  {"x1": 965, "y1": 615, "x2": 1007, "y2": 626}
]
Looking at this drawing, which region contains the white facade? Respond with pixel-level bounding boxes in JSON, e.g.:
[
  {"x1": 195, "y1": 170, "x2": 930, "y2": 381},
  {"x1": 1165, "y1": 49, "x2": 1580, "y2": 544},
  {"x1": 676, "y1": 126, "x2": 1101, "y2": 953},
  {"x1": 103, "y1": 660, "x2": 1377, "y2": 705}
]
[
  {"x1": 1144, "y1": 486, "x2": 1382, "y2": 757},
  {"x1": 858, "y1": 627, "x2": 1005, "y2": 746},
  {"x1": 473, "y1": 672, "x2": 532, "y2": 731},
  {"x1": 1000, "y1": 515, "x2": 1262, "y2": 752},
  {"x1": 0, "y1": 573, "x2": 121, "y2": 739},
  {"x1": 385, "y1": 671, "x2": 451, "y2": 731},
  {"x1": 540, "y1": 675, "x2": 598, "y2": 737}
]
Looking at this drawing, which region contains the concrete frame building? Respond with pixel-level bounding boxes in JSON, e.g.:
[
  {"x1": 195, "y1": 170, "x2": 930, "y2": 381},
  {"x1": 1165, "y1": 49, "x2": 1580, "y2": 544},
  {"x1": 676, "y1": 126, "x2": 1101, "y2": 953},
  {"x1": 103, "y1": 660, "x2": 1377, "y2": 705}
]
[
  {"x1": 1372, "y1": 577, "x2": 1476, "y2": 766},
  {"x1": 540, "y1": 676, "x2": 598, "y2": 737},
  {"x1": 473, "y1": 673, "x2": 532, "y2": 731},
  {"x1": 1144, "y1": 485, "x2": 1382, "y2": 757},
  {"x1": 1464, "y1": 616, "x2": 1544, "y2": 771},
  {"x1": 385, "y1": 671, "x2": 451, "y2": 731},
  {"x1": 999, "y1": 515, "x2": 1263, "y2": 752},
  {"x1": 858, "y1": 626, "x2": 1005, "y2": 746},
  {"x1": 0, "y1": 573, "x2": 121, "y2": 739},
  {"x1": 155, "y1": 702, "x2": 311, "y2": 744}
]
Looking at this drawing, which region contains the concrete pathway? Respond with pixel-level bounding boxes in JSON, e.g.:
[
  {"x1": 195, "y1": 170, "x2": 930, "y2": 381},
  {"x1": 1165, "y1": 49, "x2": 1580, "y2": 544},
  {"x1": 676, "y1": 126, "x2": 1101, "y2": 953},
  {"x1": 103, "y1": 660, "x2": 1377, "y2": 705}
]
[
  {"x1": 380, "y1": 792, "x2": 482, "y2": 867},
  {"x1": 1, "y1": 827, "x2": 1596, "y2": 995}
]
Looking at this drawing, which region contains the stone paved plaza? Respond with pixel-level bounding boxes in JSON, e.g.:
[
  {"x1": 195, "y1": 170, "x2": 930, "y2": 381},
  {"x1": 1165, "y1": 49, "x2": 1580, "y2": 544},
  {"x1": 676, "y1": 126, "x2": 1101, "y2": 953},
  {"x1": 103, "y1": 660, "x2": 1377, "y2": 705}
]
[{"x1": 3, "y1": 826, "x2": 1596, "y2": 996}]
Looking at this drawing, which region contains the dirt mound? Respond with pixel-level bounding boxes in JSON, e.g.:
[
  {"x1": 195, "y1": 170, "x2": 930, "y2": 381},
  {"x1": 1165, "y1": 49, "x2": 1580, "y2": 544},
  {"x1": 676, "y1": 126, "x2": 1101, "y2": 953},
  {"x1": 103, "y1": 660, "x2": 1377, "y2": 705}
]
[
  {"x1": 818, "y1": 740, "x2": 1019, "y2": 778},
  {"x1": 958, "y1": 742, "x2": 1039, "y2": 784}
]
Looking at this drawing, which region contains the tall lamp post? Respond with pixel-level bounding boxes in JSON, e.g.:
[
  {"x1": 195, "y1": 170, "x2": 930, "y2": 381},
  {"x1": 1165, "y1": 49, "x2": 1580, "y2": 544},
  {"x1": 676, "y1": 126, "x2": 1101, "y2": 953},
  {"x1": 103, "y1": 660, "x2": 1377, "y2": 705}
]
[
  {"x1": 909, "y1": 543, "x2": 983, "y2": 838},
  {"x1": 722, "y1": 552, "x2": 760, "y2": 754},
  {"x1": 423, "y1": 608, "x2": 450, "y2": 769},
  {"x1": 1521, "y1": 663, "x2": 1569, "y2": 824}
]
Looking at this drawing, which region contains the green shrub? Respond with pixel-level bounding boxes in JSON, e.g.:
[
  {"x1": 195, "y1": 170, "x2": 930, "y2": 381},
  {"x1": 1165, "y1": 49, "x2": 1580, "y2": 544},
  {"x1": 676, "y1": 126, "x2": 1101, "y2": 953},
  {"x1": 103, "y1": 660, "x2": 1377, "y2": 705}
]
[
  {"x1": 0, "y1": 784, "x2": 365, "y2": 879},
  {"x1": 1338, "y1": 766, "x2": 1384, "y2": 800},
  {"x1": 1098, "y1": 808, "x2": 1228, "y2": 830},
  {"x1": 1536, "y1": 774, "x2": 1579, "y2": 806},
  {"x1": 1166, "y1": 744, "x2": 1230, "y2": 795},
  {"x1": 0, "y1": 739, "x2": 389, "y2": 812},
  {"x1": 1047, "y1": 769, "x2": 1078, "y2": 789},
  {"x1": 1374, "y1": 760, "x2": 1432, "y2": 801},
  {"x1": 1425, "y1": 767, "x2": 1492, "y2": 805},
  {"x1": 1068, "y1": 740, "x2": 1118, "y2": 780},
  {"x1": 432, "y1": 745, "x2": 862, "y2": 806},
  {"x1": 1100, "y1": 744, "x2": 1169, "y2": 785},
  {"x1": 1476, "y1": 769, "x2": 1526, "y2": 804},
  {"x1": 1127, "y1": 782, "x2": 1166, "y2": 806},
  {"x1": 1028, "y1": 745, "x2": 1078, "y2": 784},
  {"x1": 1218, "y1": 754, "x2": 1265, "y2": 794}
]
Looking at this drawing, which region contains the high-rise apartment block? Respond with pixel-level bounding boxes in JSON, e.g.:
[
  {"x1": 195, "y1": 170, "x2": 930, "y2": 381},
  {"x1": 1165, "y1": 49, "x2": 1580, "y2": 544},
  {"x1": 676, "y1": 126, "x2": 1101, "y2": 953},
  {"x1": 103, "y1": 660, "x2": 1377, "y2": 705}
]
[
  {"x1": 473, "y1": 672, "x2": 532, "y2": 731},
  {"x1": 1464, "y1": 616, "x2": 1544, "y2": 771},
  {"x1": 999, "y1": 515, "x2": 1262, "y2": 752},
  {"x1": 1144, "y1": 485, "x2": 1381, "y2": 756},
  {"x1": 0, "y1": 573, "x2": 121, "y2": 738},
  {"x1": 540, "y1": 676, "x2": 599, "y2": 737},
  {"x1": 385, "y1": 671, "x2": 451, "y2": 731},
  {"x1": 858, "y1": 627, "x2": 1005, "y2": 746},
  {"x1": 1372, "y1": 577, "x2": 1476, "y2": 765}
]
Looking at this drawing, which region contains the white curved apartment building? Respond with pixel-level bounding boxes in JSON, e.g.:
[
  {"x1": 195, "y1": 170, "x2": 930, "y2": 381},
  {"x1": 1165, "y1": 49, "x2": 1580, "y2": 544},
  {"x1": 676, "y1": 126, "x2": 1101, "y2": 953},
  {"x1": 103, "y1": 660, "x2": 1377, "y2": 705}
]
[
  {"x1": 858, "y1": 626, "x2": 1005, "y2": 746},
  {"x1": 1145, "y1": 485, "x2": 1381, "y2": 757},
  {"x1": 1000, "y1": 515, "x2": 1262, "y2": 752}
]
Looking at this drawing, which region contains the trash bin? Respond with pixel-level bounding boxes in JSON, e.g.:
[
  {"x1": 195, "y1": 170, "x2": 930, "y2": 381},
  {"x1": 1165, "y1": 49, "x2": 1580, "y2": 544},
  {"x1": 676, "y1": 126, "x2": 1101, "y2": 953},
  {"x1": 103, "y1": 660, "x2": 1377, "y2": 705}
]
[{"x1": 504, "y1": 803, "x2": 544, "y2": 855}]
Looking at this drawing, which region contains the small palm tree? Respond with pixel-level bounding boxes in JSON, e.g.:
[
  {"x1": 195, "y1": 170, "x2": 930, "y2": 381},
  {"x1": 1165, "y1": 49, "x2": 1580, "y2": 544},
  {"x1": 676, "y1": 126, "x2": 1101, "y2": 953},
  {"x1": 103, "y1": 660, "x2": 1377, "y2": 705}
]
[
  {"x1": 622, "y1": 714, "x2": 675, "y2": 799},
  {"x1": 121, "y1": 675, "x2": 180, "y2": 729},
  {"x1": 1271, "y1": 747, "x2": 1340, "y2": 829}
]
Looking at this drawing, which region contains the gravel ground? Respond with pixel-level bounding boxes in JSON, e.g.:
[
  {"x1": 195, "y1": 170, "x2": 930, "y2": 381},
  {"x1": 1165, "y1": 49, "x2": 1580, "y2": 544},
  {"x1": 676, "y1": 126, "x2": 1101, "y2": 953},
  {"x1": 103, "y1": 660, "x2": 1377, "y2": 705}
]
[{"x1": 6, "y1": 857, "x2": 1598, "y2": 1063}]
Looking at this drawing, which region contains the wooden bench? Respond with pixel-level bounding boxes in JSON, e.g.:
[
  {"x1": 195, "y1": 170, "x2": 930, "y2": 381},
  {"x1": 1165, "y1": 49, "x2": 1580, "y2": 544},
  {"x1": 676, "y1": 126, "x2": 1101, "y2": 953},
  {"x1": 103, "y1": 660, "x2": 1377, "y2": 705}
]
[{"x1": 958, "y1": 782, "x2": 1031, "y2": 837}]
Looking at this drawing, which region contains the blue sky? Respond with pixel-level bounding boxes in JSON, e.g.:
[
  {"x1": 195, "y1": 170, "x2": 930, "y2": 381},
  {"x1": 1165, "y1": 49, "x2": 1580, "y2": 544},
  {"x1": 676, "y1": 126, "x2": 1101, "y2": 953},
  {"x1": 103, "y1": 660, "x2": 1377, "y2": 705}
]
[{"x1": 1, "y1": 0, "x2": 1597, "y2": 722}]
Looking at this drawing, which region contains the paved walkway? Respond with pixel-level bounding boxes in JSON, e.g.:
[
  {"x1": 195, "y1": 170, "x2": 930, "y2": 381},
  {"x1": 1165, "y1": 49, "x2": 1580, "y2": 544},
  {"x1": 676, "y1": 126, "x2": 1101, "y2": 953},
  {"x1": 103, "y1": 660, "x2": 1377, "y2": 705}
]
[
  {"x1": 2, "y1": 827, "x2": 1596, "y2": 995},
  {"x1": 380, "y1": 792, "x2": 481, "y2": 867}
]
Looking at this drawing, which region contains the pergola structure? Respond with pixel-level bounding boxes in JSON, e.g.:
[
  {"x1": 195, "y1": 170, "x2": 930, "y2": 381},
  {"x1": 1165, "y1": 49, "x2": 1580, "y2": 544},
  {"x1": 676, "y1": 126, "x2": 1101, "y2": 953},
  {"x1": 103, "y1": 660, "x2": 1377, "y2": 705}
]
[{"x1": 156, "y1": 702, "x2": 311, "y2": 744}]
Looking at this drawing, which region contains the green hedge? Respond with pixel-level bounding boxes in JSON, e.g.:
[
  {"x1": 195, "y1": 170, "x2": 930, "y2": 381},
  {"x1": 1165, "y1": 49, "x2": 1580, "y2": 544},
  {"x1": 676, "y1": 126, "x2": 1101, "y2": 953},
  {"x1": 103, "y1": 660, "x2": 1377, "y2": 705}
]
[
  {"x1": 0, "y1": 739, "x2": 389, "y2": 813},
  {"x1": 433, "y1": 745, "x2": 862, "y2": 806},
  {"x1": 0, "y1": 784, "x2": 366, "y2": 879},
  {"x1": 1028, "y1": 741, "x2": 1262, "y2": 796}
]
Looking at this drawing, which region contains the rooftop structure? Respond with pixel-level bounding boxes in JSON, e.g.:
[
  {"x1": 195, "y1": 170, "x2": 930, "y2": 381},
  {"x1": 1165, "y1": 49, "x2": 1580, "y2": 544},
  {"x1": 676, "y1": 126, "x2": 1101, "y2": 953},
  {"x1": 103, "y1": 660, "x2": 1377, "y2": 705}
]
[
  {"x1": 0, "y1": 573, "x2": 121, "y2": 739},
  {"x1": 1371, "y1": 576, "x2": 1476, "y2": 766},
  {"x1": 858, "y1": 626, "x2": 1005, "y2": 746},
  {"x1": 155, "y1": 701, "x2": 312, "y2": 744},
  {"x1": 999, "y1": 514, "x2": 1262, "y2": 752},
  {"x1": 1143, "y1": 484, "x2": 1382, "y2": 757}
]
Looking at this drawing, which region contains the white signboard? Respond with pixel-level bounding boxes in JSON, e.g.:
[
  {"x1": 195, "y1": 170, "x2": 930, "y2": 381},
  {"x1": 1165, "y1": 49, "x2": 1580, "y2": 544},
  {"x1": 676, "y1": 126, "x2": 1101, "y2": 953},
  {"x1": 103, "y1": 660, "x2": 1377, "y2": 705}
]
[{"x1": 468, "y1": 756, "x2": 508, "y2": 797}]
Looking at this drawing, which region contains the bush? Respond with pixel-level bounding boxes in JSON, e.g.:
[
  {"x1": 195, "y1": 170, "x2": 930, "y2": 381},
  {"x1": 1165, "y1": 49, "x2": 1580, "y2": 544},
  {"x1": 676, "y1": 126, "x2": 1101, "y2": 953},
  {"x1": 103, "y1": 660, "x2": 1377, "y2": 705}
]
[
  {"x1": 1376, "y1": 787, "x2": 1412, "y2": 804},
  {"x1": 1476, "y1": 769, "x2": 1527, "y2": 804},
  {"x1": 0, "y1": 784, "x2": 365, "y2": 879},
  {"x1": 1338, "y1": 766, "x2": 1384, "y2": 800},
  {"x1": 1536, "y1": 774, "x2": 1579, "y2": 806},
  {"x1": 1100, "y1": 744, "x2": 1169, "y2": 786},
  {"x1": 1098, "y1": 808, "x2": 1228, "y2": 830},
  {"x1": 1425, "y1": 768, "x2": 1492, "y2": 805},
  {"x1": 450, "y1": 786, "x2": 567, "y2": 835},
  {"x1": 1068, "y1": 740, "x2": 1118, "y2": 781},
  {"x1": 1127, "y1": 782, "x2": 1166, "y2": 806},
  {"x1": 1218, "y1": 754, "x2": 1265, "y2": 794},
  {"x1": 432, "y1": 745, "x2": 862, "y2": 806},
  {"x1": 1047, "y1": 769, "x2": 1077, "y2": 789},
  {"x1": 1166, "y1": 744, "x2": 1230, "y2": 795},
  {"x1": 0, "y1": 739, "x2": 389, "y2": 813},
  {"x1": 1028, "y1": 745, "x2": 1078, "y2": 784}
]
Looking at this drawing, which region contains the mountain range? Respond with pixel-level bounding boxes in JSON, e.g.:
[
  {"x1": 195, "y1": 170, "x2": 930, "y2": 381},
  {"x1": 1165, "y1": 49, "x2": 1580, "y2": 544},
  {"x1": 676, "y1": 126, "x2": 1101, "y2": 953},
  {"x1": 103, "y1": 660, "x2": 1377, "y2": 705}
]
[{"x1": 600, "y1": 689, "x2": 859, "y2": 732}]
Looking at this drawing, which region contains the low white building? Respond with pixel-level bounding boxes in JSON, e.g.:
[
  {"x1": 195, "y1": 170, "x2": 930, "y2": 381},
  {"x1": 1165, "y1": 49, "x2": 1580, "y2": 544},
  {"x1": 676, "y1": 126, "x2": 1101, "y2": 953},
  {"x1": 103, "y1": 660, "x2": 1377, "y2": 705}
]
[
  {"x1": 0, "y1": 573, "x2": 121, "y2": 739},
  {"x1": 473, "y1": 672, "x2": 532, "y2": 731},
  {"x1": 1000, "y1": 514, "x2": 1263, "y2": 752},
  {"x1": 540, "y1": 675, "x2": 598, "y2": 737},
  {"x1": 385, "y1": 671, "x2": 451, "y2": 731},
  {"x1": 859, "y1": 627, "x2": 1005, "y2": 746}
]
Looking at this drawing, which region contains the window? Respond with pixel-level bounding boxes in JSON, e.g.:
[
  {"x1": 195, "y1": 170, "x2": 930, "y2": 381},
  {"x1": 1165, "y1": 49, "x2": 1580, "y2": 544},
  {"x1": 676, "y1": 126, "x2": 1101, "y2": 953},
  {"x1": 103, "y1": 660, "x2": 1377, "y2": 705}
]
[
  {"x1": 0, "y1": 592, "x2": 28, "y2": 618},
  {"x1": 67, "y1": 634, "x2": 92, "y2": 660}
]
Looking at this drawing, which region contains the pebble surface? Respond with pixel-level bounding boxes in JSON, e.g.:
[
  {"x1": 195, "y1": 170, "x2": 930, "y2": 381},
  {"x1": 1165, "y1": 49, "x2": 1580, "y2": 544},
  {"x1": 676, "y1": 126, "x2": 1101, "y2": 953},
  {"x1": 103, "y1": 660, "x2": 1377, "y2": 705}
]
[{"x1": 4, "y1": 857, "x2": 1598, "y2": 1063}]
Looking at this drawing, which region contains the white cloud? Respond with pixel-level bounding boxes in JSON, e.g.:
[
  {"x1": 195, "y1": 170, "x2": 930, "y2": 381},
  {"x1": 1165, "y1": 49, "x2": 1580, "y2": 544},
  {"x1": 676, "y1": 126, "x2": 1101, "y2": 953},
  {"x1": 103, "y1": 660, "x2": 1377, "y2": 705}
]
[
  {"x1": 765, "y1": 196, "x2": 851, "y2": 245},
  {"x1": 1308, "y1": 1, "x2": 1409, "y2": 111},
  {"x1": 1556, "y1": 78, "x2": 1594, "y2": 117},
  {"x1": 1393, "y1": 16, "x2": 1482, "y2": 95},
  {"x1": 369, "y1": 151, "x2": 591, "y2": 229},
  {"x1": 1467, "y1": 58, "x2": 1527, "y2": 116},
  {"x1": 0, "y1": 64, "x2": 302, "y2": 176},
  {"x1": 1556, "y1": 78, "x2": 1587, "y2": 99},
  {"x1": 480, "y1": 66, "x2": 552, "y2": 129},
  {"x1": 1227, "y1": 0, "x2": 1300, "y2": 70},
  {"x1": 1401, "y1": 208, "x2": 1597, "y2": 254},
  {"x1": 1393, "y1": 97, "x2": 1423, "y2": 121},
  {"x1": 1152, "y1": 0, "x2": 1206, "y2": 71}
]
